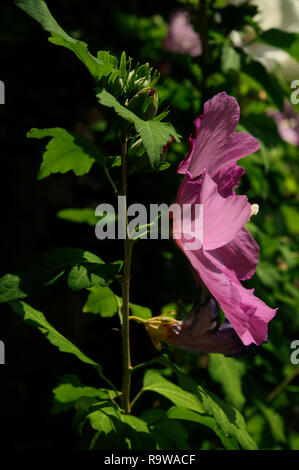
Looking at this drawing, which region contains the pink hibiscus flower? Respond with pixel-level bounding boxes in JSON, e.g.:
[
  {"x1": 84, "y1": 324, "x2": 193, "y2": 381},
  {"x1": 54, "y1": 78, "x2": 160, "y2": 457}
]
[
  {"x1": 267, "y1": 100, "x2": 299, "y2": 147},
  {"x1": 173, "y1": 92, "x2": 277, "y2": 347},
  {"x1": 163, "y1": 11, "x2": 202, "y2": 58}
]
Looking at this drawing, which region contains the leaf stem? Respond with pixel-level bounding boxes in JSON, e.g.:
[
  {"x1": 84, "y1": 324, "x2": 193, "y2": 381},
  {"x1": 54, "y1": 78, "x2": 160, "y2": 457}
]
[
  {"x1": 104, "y1": 167, "x2": 118, "y2": 196},
  {"x1": 130, "y1": 387, "x2": 145, "y2": 409},
  {"x1": 266, "y1": 366, "x2": 299, "y2": 405},
  {"x1": 120, "y1": 137, "x2": 134, "y2": 414}
]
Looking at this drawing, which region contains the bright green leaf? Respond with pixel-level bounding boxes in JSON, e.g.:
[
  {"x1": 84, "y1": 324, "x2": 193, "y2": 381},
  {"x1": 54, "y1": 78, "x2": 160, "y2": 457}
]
[
  {"x1": 83, "y1": 285, "x2": 118, "y2": 318},
  {"x1": 208, "y1": 354, "x2": 246, "y2": 410},
  {"x1": 96, "y1": 88, "x2": 181, "y2": 168},
  {"x1": 16, "y1": 0, "x2": 117, "y2": 81},
  {"x1": 52, "y1": 374, "x2": 118, "y2": 414},
  {"x1": 27, "y1": 127, "x2": 105, "y2": 179},
  {"x1": 176, "y1": 370, "x2": 258, "y2": 450},
  {"x1": 57, "y1": 208, "x2": 101, "y2": 226}
]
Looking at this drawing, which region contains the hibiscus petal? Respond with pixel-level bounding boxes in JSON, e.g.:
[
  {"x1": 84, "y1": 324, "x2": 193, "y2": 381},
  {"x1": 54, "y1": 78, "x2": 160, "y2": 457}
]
[
  {"x1": 207, "y1": 228, "x2": 259, "y2": 281},
  {"x1": 176, "y1": 247, "x2": 276, "y2": 345},
  {"x1": 168, "y1": 299, "x2": 257, "y2": 357},
  {"x1": 213, "y1": 163, "x2": 245, "y2": 197},
  {"x1": 178, "y1": 93, "x2": 260, "y2": 178},
  {"x1": 175, "y1": 171, "x2": 251, "y2": 251}
]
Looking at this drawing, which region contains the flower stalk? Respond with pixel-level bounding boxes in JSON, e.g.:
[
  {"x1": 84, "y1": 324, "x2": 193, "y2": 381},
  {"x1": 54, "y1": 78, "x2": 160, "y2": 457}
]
[{"x1": 120, "y1": 137, "x2": 134, "y2": 414}]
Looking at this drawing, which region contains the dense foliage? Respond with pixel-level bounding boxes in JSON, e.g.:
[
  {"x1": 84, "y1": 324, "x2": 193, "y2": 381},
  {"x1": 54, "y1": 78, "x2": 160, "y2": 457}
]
[{"x1": 0, "y1": 0, "x2": 298, "y2": 450}]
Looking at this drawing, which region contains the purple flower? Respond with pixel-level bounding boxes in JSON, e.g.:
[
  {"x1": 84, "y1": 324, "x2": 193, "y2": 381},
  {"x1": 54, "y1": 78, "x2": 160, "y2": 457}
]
[
  {"x1": 267, "y1": 100, "x2": 299, "y2": 147},
  {"x1": 163, "y1": 11, "x2": 202, "y2": 57},
  {"x1": 168, "y1": 298, "x2": 258, "y2": 357},
  {"x1": 138, "y1": 297, "x2": 257, "y2": 357},
  {"x1": 173, "y1": 92, "x2": 277, "y2": 347}
]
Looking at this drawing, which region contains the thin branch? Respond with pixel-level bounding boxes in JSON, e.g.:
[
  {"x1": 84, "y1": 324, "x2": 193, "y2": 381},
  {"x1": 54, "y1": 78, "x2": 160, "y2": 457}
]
[
  {"x1": 130, "y1": 387, "x2": 145, "y2": 409},
  {"x1": 266, "y1": 366, "x2": 299, "y2": 405}
]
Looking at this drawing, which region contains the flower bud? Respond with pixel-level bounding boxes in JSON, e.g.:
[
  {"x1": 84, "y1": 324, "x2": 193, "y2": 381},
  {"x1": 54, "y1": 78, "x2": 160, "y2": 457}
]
[{"x1": 127, "y1": 87, "x2": 159, "y2": 120}]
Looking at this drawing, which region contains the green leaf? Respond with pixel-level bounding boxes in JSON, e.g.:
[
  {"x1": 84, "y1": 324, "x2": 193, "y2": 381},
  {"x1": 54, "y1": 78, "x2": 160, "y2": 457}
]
[
  {"x1": 143, "y1": 369, "x2": 205, "y2": 413},
  {"x1": 15, "y1": 0, "x2": 116, "y2": 81},
  {"x1": 208, "y1": 354, "x2": 246, "y2": 410},
  {"x1": 143, "y1": 371, "x2": 241, "y2": 450},
  {"x1": 87, "y1": 402, "x2": 124, "y2": 449},
  {"x1": 96, "y1": 88, "x2": 181, "y2": 168},
  {"x1": 9, "y1": 301, "x2": 103, "y2": 372},
  {"x1": 83, "y1": 285, "x2": 118, "y2": 318},
  {"x1": 256, "y1": 261, "x2": 281, "y2": 288},
  {"x1": 257, "y1": 403, "x2": 286, "y2": 443},
  {"x1": 256, "y1": 29, "x2": 299, "y2": 63},
  {"x1": 0, "y1": 247, "x2": 122, "y2": 302},
  {"x1": 27, "y1": 127, "x2": 105, "y2": 179},
  {"x1": 130, "y1": 303, "x2": 152, "y2": 320},
  {"x1": 150, "y1": 415, "x2": 190, "y2": 450},
  {"x1": 83, "y1": 287, "x2": 152, "y2": 319},
  {"x1": 167, "y1": 406, "x2": 238, "y2": 450},
  {"x1": 87, "y1": 405, "x2": 155, "y2": 450},
  {"x1": 241, "y1": 53, "x2": 284, "y2": 110},
  {"x1": 281, "y1": 205, "x2": 299, "y2": 235},
  {"x1": 122, "y1": 415, "x2": 156, "y2": 450},
  {"x1": 176, "y1": 370, "x2": 258, "y2": 450},
  {"x1": 57, "y1": 208, "x2": 101, "y2": 226},
  {"x1": 52, "y1": 374, "x2": 117, "y2": 414},
  {"x1": 221, "y1": 43, "x2": 240, "y2": 73}
]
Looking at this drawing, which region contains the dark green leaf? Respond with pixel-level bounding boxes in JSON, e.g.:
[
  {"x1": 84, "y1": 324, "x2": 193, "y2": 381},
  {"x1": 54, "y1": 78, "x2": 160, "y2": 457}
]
[
  {"x1": 9, "y1": 301, "x2": 103, "y2": 372},
  {"x1": 257, "y1": 29, "x2": 299, "y2": 63},
  {"x1": 0, "y1": 247, "x2": 122, "y2": 302},
  {"x1": 241, "y1": 53, "x2": 285, "y2": 110}
]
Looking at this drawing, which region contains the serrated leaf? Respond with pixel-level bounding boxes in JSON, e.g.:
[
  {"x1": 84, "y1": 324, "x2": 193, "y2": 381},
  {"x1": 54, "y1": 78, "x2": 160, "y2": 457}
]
[
  {"x1": 176, "y1": 370, "x2": 258, "y2": 450},
  {"x1": 142, "y1": 371, "x2": 240, "y2": 450},
  {"x1": 143, "y1": 369, "x2": 204, "y2": 413},
  {"x1": 83, "y1": 285, "x2": 118, "y2": 317},
  {"x1": 167, "y1": 406, "x2": 238, "y2": 450},
  {"x1": 27, "y1": 127, "x2": 105, "y2": 179},
  {"x1": 0, "y1": 247, "x2": 122, "y2": 302},
  {"x1": 208, "y1": 354, "x2": 246, "y2": 410},
  {"x1": 52, "y1": 374, "x2": 117, "y2": 414},
  {"x1": 96, "y1": 88, "x2": 181, "y2": 168},
  {"x1": 16, "y1": 0, "x2": 116, "y2": 81},
  {"x1": 9, "y1": 301, "x2": 103, "y2": 372}
]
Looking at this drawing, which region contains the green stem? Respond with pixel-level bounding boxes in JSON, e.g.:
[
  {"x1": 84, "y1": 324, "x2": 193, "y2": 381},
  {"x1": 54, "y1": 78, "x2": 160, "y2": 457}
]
[
  {"x1": 120, "y1": 138, "x2": 134, "y2": 414},
  {"x1": 104, "y1": 167, "x2": 118, "y2": 196},
  {"x1": 130, "y1": 387, "x2": 145, "y2": 409},
  {"x1": 266, "y1": 367, "x2": 299, "y2": 405}
]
